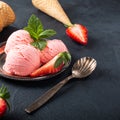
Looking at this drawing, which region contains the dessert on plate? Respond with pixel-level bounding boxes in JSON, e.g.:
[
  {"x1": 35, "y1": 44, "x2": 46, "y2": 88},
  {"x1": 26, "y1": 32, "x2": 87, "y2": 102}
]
[{"x1": 2, "y1": 14, "x2": 71, "y2": 77}]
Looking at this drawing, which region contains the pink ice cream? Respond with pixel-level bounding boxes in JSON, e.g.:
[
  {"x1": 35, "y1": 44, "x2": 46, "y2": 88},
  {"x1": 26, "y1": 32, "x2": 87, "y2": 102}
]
[
  {"x1": 3, "y1": 44, "x2": 40, "y2": 76},
  {"x1": 3, "y1": 29, "x2": 69, "y2": 77},
  {"x1": 5, "y1": 29, "x2": 33, "y2": 53},
  {"x1": 39, "y1": 39, "x2": 68, "y2": 64}
]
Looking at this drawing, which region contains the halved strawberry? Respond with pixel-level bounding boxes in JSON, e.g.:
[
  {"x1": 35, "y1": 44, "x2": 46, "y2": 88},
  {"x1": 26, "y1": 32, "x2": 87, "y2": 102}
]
[
  {"x1": 0, "y1": 85, "x2": 10, "y2": 117},
  {"x1": 66, "y1": 24, "x2": 88, "y2": 45},
  {"x1": 30, "y1": 52, "x2": 71, "y2": 77}
]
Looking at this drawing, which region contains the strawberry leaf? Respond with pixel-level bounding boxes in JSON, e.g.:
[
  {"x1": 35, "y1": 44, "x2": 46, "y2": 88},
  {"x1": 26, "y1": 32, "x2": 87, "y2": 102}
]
[
  {"x1": 0, "y1": 85, "x2": 10, "y2": 100},
  {"x1": 0, "y1": 85, "x2": 10, "y2": 110},
  {"x1": 62, "y1": 52, "x2": 71, "y2": 60}
]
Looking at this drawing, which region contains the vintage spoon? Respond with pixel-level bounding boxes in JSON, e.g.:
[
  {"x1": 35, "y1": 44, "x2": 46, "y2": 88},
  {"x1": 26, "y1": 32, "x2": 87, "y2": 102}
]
[{"x1": 25, "y1": 57, "x2": 97, "y2": 114}]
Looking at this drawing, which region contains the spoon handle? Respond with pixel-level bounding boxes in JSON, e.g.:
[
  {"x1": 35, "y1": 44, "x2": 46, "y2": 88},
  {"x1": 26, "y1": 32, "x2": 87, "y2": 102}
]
[{"x1": 25, "y1": 75, "x2": 73, "y2": 114}]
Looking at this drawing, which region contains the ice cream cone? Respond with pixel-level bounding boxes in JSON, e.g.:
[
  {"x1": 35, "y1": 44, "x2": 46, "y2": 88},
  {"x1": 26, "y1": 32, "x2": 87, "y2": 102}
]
[
  {"x1": 0, "y1": 1, "x2": 16, "y2": 32},
  {"x1": 32, "y1": 0, "x2": 73, "y2": 26},
  {"x1": 0, "y1": 18, "x2": 4, "y2": 31}
]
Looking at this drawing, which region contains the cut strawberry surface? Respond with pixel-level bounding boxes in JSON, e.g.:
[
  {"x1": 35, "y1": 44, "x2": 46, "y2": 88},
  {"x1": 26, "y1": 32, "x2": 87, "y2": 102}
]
[
  {"x1": 30, "y1": 60, "x2": 63, "y2": 77},
  {"x1": 0, "y1": 45, "x2": 5, "y2": 54},
  {"x1": 30, "y1": 52, "x2": 71, "y2": 77},
  {"x1": 66, "y1": 24, "x2": 88, "y2": 45}
]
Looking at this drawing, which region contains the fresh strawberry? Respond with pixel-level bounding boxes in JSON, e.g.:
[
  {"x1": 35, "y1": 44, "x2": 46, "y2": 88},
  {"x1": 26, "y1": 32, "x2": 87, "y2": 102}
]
[
  {"x1": 0, "y1": 98, "x2": 7, "y2": 117},
  {"x1": 66, "y1": 24, "x2": 88, "y2": 45},
  {"x1": 0, "y1": 45, "x2": 5, "y2": 54},
  {"x1": 0, "y1": 85, "x2": 10, "y2": 117},
  {"x1": 30, "y1": 52, "x2": 71, "y2": 77}
]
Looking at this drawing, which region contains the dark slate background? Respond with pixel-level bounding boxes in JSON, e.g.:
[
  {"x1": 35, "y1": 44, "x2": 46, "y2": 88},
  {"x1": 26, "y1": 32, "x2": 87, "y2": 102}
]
[{"x1": 0, "y1": 0, "x2": 120, "y2": 120}]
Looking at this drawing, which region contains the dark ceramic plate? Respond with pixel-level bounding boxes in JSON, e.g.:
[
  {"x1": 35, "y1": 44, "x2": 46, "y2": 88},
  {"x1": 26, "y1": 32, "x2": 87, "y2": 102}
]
[{"x1": 0, "y1": 41, "x2": 71, "y2": 81}]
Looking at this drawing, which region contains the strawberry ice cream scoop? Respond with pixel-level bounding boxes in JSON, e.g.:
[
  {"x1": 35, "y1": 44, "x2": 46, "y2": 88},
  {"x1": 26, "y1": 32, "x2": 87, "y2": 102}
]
[
  {"x1": 39, "y1": 39, "x2": 68, "y2": 64},
  {"x1": 3, "y1": 44, "x2": 41, "y2": 76},
  {"x1": 5, "y1": 29, "x2": 33, "y2": 54}
]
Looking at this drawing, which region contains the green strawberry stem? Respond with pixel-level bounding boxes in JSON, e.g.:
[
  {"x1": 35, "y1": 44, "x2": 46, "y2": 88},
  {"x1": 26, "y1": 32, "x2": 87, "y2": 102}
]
[{"x1": 0, "y1": 85, "x2": 10, "y2": 110}]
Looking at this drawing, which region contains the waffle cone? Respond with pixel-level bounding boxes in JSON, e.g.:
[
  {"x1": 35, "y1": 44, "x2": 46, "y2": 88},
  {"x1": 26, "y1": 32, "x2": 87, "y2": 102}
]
[
  {"x1": 32, "y1": 0, "x2": 72, "y2": 26},
  {"x1": 0, "y1": 18, "x2": 3, "y2": 31},
  {"x1": 0, "y1": 1, "x2": 15, "y2": 31}
]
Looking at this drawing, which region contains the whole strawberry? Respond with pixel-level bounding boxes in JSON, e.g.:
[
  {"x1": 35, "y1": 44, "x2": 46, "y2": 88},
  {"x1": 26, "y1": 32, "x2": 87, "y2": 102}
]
[{"x1": 0, "y1": 85, "x2": 10, "y2": 117}]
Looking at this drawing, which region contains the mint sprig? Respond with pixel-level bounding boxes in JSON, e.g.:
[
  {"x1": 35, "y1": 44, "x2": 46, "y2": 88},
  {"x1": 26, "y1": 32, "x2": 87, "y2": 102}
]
[
  {"x1": 54, "y1": 52, "x2": 71, "y2": 68},
  {"x1": 24, "y1": 14, "x2": 56, "y2": 50}
]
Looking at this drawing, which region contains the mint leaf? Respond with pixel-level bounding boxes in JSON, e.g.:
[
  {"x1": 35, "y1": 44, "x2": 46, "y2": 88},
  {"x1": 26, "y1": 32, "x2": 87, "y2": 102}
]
[
  {"x1": 27, "y1": 14, "x2": 43, "y2": 34},
  {"x1": 31, "y1": 40, "x2": 47, "y2": 50},
  {"x1": 24, "y1": 26, "x2": 38, "y2": 40},
  {"x1": 24, "y1": 14, "x2": 56, "y2": 50},
  {"x1": 24, "y1": 14, "x2": 43, "y2": 40},
  {"x1": 37, "y1": 25, "x2": 44, "y2": 35},
  {"x1": 39, "y1": 29, "x2": 56, "y2": 38}
]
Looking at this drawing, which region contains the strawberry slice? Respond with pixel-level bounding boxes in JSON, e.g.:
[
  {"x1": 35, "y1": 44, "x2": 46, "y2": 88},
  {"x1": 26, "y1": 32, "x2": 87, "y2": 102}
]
[
  {"x1": 0, "y1": 45, "x2": 5, "y2": 54},
  {"x1": 66, "y1": 24, "x2": 88, "y2": 45},
  {"x1": 30, "y1": 52, "x2": 71, "y2": 77}
]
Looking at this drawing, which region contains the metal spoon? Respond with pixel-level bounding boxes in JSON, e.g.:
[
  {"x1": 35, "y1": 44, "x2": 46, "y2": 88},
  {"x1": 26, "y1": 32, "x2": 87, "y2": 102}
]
[{"x1": 25, "y1": 57, "x2": 97, "y2": 114}]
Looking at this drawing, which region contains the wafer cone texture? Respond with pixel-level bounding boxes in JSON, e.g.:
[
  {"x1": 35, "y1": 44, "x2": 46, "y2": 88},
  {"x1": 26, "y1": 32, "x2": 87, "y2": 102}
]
[
  {"x1": 32, "y1": 0, "x2": 72, "y2": 26},
  {"x1": 0, "y1": 1, "x2": 16, "y2": 32}
]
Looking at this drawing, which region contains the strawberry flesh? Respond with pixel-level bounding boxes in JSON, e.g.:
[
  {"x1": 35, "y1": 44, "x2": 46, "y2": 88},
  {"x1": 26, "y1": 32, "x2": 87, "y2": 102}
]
[
  {"x1": 0, "y1": 45, "x2": 5, "y2": 54},
  {"x1": 0, "y1": 98, "x2": 7, "y2": 117},
  {"x1": 66, "y1": 24, "x2": 88, "y2": 45},
  {"x1": 30, "y1": 54, "x2": 63, "y2": 77}
]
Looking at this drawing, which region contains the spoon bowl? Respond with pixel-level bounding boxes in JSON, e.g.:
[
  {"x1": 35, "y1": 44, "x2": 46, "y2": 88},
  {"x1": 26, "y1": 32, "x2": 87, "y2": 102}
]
[
  {"x1": 25, "y1": 57, "x2": 97, "y2": 114},
  {"x1": 72, "y1": 57, "x2": 97, "y2": 78}
]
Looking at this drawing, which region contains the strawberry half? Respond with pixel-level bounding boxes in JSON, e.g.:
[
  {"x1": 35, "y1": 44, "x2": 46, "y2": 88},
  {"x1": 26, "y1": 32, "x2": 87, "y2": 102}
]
[
  {"x1": 30, "y1": 52, "x2": 71, "y2": 77},
  {"x1": 66, "y1": 24, "x2": 88, "y2": 45},
  {"x1": 0, "y1": 85, "x2": 10, "y2": 117}
]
